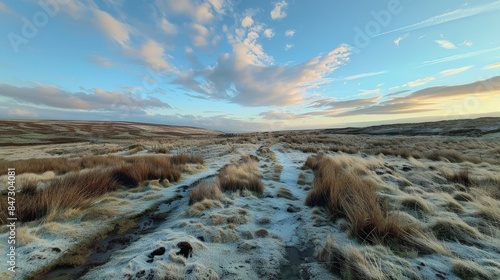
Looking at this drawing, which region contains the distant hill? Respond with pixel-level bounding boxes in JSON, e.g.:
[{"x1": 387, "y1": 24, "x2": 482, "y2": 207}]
[
  {"x1": 322, "y1": 117, "x2": 500, "y2": 137},
  {"x1": 0, "y1": 120, "x2": 221, "y2": 146}
]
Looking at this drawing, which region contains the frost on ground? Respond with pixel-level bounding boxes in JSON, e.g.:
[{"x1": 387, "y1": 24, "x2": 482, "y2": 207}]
[{"x1": 1, "y1": 131, "x2": 500, "y2": 279}]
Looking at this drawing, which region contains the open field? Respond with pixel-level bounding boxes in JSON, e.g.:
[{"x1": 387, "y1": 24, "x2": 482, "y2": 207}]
[{"x1": 1, "y1": 118, "x2": 500, "y2": 279}]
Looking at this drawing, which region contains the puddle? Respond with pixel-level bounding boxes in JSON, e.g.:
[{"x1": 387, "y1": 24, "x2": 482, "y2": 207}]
[{"x1": 280, "y1": 246, "x2": 315, "y2": 279}]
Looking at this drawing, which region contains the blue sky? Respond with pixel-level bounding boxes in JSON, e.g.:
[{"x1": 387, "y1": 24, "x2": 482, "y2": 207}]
[{"x1": 0, "y1": 0, "x2": 499, "y2": 132}]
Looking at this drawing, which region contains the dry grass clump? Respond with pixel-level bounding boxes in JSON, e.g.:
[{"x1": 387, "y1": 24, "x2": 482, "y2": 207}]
[
  {"x1": 453, "y1": 191, "x2": 474, "y2": 202},
  {"x1": 276, "y1": 187, "x2": 295, "y2": 200},
  {"x1": 169, "y1": 154, "x2": 204, "y2": 165},
  {"x1": 400, "y1": 196, "x2": 433, "y2": 214},
  {"x1": 112, "y1": 155, "x2": 182, "y2": 187},
  {"x1": 0, "y1": 157, "x2": 81, "y2": 175},
  {"x1": 304, "y1": 153, "x2": 444, "y2": 253},
  {"x1": 188, "y1": 199, "x2": 223, "y2": 216},
  {"x1": 429, "y1": 217, "x2": 482, "y2": 242},
  {"x1": 0, "y1": 169, "x2": 119, "y2": 224},
  {"x1": 444, "y1": 169, "x2": 474, "y2": 187},
  {"x1": 318, "y1": 236, "x2": 385, "y2": 280},
  {"x1": 218, "y1": 156, "x2": 263, "y2": 194},
  {"x1": 452, "y1": 259, "x2": 500, "y2": 280},
  {"x1": 189, "y1": 179, "x2": 224, "y2": 205},
  {"x1": 374, "y1": 148, "x2": 421, "y2": 159}
]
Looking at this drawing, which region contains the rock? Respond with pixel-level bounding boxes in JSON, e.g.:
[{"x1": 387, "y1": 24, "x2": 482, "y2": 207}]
[
  {"x1": 148, "y1": 247, "x2": 166, "y2": 258},
  {"x1": 176, "y1": 241, "x2": 193, "y2": 258},
  {"x1": 51, "y1": 247, "x2": 61, "y2": 253},
  {"x1": 197, "y1": 236, "x2": 205, "y2": 242}
]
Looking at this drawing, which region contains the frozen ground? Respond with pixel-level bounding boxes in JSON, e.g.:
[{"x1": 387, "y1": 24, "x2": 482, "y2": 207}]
[{"x1": 1, "y1": 130, "x2": 499, "y2": 279}]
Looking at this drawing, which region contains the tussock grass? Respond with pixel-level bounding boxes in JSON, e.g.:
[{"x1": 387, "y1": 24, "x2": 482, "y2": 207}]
[
  {"x1": 318, "y1": 236, "x2": 386, "y2": 280},
  {"x1": 0, "y1": 154, "x2": 196, "y2": 224},
  {"x1": 305, "y1": 153, "x2": 445, "y2": 253},
  {"x1": 189, "y1": 179, "x2": 224, "y2": 205},
  {"x1": 169, "y1": 154, "x2": 204, "y2": 165},
  {"x1": 444, "y1": 169, "x2": 474, "y2": 186},
  {"x1": 188, "y1": 199, "x2": 223, "y2": 216},
  {"x1": 429, "y1": 217, "x2": 482, "y2": 242},
  {"x1": 276, "y1": 187, "x2": 295, "y2": 200},
  {"x1": 400, "y1": 196, "x2": 433, "y2": 214},
  {"x1": 452, "y1": 259, "x2": 500, "y2": 280},
  {"x1": 0, "y1": 157, "x2": 81, "y2": 175},
  {"x1": 218, "y1": 156, "x2": 263, "y2": 194}
]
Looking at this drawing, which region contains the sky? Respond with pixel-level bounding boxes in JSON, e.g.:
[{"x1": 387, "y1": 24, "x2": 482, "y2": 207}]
[{"x1": 0, "y1": 0, "x2": 499, "y2": 132}]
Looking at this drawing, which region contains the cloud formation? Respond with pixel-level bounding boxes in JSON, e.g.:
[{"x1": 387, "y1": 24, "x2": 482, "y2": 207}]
[
  {"x1": 405, "y1": 76, "x2": 436, "y2": 87},
  {"x1": 173, "y1": 44, "x2": 351, "y2": 106},
  {"x1": 0, "y1": 83, "x2": 171, "y2": 114},
  {"x1": 285, "y1": 29, "x2": 295, "y2": 37},
  {"x1": 270, "y1": 1, "x2": 288, "y2": 20},
  {"x1": 439, "y1": 65, "x2": 473, "y2": 76},
  {"x1": 377, "y1": 2, "x2": 500, "y2": 36},
  {"x1": 435, "y1": 40, "x2": 457, "y2": 49}
]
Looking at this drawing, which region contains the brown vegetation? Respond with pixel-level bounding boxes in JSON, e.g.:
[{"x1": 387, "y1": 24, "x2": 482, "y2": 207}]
[{"x1": 218, "y1": 156, "x2": 263, "y2": 194}]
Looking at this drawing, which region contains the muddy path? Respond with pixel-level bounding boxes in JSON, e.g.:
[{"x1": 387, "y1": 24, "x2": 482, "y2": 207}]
[{"x1": 32, "y1": 173, "x2": 217, "y2": 280}]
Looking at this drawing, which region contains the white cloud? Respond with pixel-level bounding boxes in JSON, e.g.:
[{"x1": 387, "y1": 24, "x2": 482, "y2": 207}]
[
  {"x1": 174, "y1": 44, "x2": 352, "y2": 107},
  {"x1": 160, "y1": 18, "x2": 177, "y2": 34},
  {"x1": 190, "y1": 23, "x2": 210, "y2": 47},
  {"x1": 405, "y1": 76, "x2": 436, "y2": 87},
  {"x1": 435, "y1": 40, "x2": 457, "y2": 49},
  {"x1": 358, "y1": 88, "x2": 381, "y2": 96},
  {"x1": 241, "y1": 16, "x2": 254, "y2": 27},
  {"x1": 343, "y1": 71, "x2": 386, "y2": 81},
  {"x1": 420, "y1": 47, "x2": 500, "y2": 67},
  {"x1": 484, "y1": 62, "x2": 500, "y2": 70},
  {"x1": 376, "y1": 2, "x2": 500, "y2": 37},
  {"x1": 138, "y1": 39, "x2": 172, "y2": 71},
  {"x1": 460, "y1": 40, "x2": 473, "y2": 47},
  {"x1": 394, "y1": 33, "x2": 409, "y2": 46},
  {"x1": 285, "y1": 29, "x2": 295, "y2": 37},
  {"x1": 93, "y1": 9, "x2": 132, "y2": 46},
  {"x1": 284, "y1": 44, "x2": 293, "y2": 51},
  {"x1": 271, "y1": 0, "x2": 288, "y2": 20},
  {"x1": 439, "y1": 65, "x2": 473, "y2": 76},
  {"x1": 264, "y1": 28, "x2": 274, "y2": 38}
]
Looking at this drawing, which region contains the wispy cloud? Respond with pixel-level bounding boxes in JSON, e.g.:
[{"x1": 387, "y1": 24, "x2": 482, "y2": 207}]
[
  {"x1": 484, "y1": 62, "x2": 500, "y2": 69},
  {"x1": 435, "y1": 40, "x2": 457, "y2": 49},
  {"x1": 358, "y1": 88, "x2": 381, "y2": 96},
  {"x1": 0, "y1": 1, "x2": 10, "y2": 12},
  {"x1": 460, "y1": 40, "x2": 473, "y2": 47},
  {"x1": 419, "y1": 47, "x2": 500, "y2": 67},
  {"x1": 439, "y1": 65, "x2": 473, "y2": 76},
  {"x1": 285, "y1": 29, "x2": 295, "y2": 37},
  {"x1": 88, "y1": 55, "x2": 116, "y2": 68},
  {"x1": 343, "y1": 71, "x2": 386, "y2": 81},
  {"x1": 404, "y1": 76, "x2": 435, "y2": 87},
  {"x1": 394, "y1": 33, "x2": 409, "y2": 46},
  {"x1": 270, "y1": 0, "x2": 288, "y2": 20},
  {"x1": 93, "y1": 9, "x2": 133, "y2": 47},
  {"x1": 0, "y1": 83, "x2": 171, "y2": 112},
  {"x1": 284, "y1": 44, "x2": 293, "y2": 50},
  {"x1": 264, "y1": 28, "x2": 274, "y2": 38},
  {"x1": 376, "y1": 2, "x2": 500, "y2": 36}
]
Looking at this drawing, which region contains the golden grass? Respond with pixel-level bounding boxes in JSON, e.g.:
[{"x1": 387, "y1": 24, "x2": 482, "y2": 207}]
[
  {"x1": 276, "y1": 187, "x2": 295, "y2": 200},
  {"x1": 318, "y1": 236, "x2": 386, "y2": 280},
  {"x1": 305, "y1": 153, "x2": 445, "y2": 253},
  {"x1": 452, "y1": 259, "x2": 500, "y2": 280},
  {"x1": 189, "y1": 179, "x2": 224, "y2": 205},
  {"x1": 429, "y1": 217, "x2": 482, "y2": 242},
  {"x1": 218, "y1": 156, "x2": 263, "y2": 194},
  {"x1": 0, "y1": 154, "x2": 198, "y2": 224}
]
